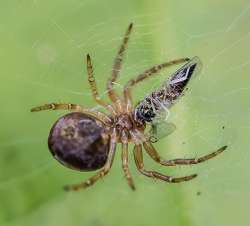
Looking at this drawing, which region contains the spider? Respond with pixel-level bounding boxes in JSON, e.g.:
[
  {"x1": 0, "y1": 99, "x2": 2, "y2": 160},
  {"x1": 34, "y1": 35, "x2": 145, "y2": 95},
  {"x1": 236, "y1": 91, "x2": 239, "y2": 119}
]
[{"x1": 31, "y1": 23, "x2": 227, "y2": 191}]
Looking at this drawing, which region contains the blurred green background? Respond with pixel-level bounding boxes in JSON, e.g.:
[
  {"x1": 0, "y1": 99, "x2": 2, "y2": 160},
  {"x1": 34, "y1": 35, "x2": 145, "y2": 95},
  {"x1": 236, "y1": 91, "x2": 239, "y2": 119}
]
[{"x1": 1, "y1": 1, "x2": 250, "y2": 226}]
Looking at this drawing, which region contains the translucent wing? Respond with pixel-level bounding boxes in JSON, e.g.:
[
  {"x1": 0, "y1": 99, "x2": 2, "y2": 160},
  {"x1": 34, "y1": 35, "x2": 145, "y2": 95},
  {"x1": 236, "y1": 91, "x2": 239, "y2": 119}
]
[{"x1": 146, "y1": 121, "x2": 176, "y2": 143}]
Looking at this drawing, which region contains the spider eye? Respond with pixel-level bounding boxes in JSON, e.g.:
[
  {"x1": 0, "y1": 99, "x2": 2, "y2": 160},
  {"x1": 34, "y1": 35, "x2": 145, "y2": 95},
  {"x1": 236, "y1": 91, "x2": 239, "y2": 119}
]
[{"x1": 48, "y1": 112, "x2": 110, "y2": 171}]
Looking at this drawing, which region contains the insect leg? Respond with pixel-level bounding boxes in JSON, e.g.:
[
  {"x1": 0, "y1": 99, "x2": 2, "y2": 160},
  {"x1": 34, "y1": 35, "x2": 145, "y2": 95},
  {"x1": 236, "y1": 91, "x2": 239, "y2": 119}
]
[
  {"x1": 64, "y1": 129, "x2": 117, "y2": 191},
  {"x1": 133, "y1": 144, "x2": 197, "y2": 183},
  {"x1": 143, "y1": 141, "x2": 227, "y2": 166}
]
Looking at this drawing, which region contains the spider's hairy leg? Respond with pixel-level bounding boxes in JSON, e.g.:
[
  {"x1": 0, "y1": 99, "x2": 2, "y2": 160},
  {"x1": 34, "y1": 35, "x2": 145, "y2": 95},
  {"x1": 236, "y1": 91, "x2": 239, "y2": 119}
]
[
  {"x1": 86, "y1": 54, "x2": 115, "y2": 114},
  {"x1": 107, "y1": 23, "x2": 133, "y2": 111},
  {"x1": 121, "y1": 140, "x2": 136, "y2": 190},
  {"x1": 64, "y1": 129, "x2": 117, "y2": 191},
  {"x1": 133, "y1": 144, "x2": 197, "y2": 183},
  {"x1": 30, "y1": 103, "x2": 112, "y2": 125},
  {"x1": 123, "y1": 58, "x2": 190, "y2": 109},
  {"x1": 143, "y1": 141, "x2": 227, "y2": 166},
  {"x1": 31, "y1": 103, "x2": 85, "y2": 112}
]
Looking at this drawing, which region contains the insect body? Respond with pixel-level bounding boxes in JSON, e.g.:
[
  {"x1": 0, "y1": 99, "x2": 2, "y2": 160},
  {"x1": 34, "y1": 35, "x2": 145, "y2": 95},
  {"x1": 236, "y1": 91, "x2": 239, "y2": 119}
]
[{"x1": 135, "y1": 57, "x2": 202, "y2": 124}]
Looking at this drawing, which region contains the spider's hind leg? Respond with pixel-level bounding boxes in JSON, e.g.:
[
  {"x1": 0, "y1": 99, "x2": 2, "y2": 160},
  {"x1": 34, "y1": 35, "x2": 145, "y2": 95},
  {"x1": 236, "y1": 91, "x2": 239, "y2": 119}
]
[
  {"x1": 133, "y1": 144, "x2": 197, "y2": 183},
  {"x1": 143, "y1": 141, "x2": 227, "y2": 167},
  {"x1": 64, "y1": 132, "x2": 117, "y2": 191},
  {"x1": 121, "y1": 142, "x2": 136, "y2": 190}
]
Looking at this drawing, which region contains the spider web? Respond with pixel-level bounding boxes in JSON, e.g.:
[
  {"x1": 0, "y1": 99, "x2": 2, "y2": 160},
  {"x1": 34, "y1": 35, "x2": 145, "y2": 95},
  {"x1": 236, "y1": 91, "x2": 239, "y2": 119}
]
[{"x1": 0, "y1": 1, "x2": 250, "y2": 226}]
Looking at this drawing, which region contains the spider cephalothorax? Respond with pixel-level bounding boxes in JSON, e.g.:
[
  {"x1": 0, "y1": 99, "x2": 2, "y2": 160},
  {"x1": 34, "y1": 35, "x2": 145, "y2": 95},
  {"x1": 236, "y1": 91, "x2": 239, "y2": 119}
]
[
  {"x1": 114, "y1": 113, "x2": 134, "y2": 131},
  {"x1": 31, "y1": 23, "x2": 227, "y2": 191}
]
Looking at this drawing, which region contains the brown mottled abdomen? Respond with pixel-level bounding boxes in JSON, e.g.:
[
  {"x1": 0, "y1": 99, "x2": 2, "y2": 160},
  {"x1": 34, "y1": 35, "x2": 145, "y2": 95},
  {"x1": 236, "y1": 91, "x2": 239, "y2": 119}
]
[{"x1": 48, "y1": 112, "x2": 110, "y2": 171}]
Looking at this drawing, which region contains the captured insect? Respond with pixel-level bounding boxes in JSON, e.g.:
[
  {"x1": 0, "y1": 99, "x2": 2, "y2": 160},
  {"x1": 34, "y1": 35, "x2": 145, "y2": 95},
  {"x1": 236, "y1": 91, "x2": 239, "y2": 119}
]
[
  {"x1": 31, "y1": 23, "x2": 227, "y2": 191},
  {"x1": 135, "y1": 56, "x2": 201, "y2": 143}
]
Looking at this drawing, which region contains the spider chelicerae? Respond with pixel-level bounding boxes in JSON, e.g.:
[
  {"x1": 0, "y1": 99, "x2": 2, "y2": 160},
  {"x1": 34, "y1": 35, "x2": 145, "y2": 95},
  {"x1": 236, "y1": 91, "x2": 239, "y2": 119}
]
[{"x1": 31, "y1": 23, "x2": 227, "y2": 191}]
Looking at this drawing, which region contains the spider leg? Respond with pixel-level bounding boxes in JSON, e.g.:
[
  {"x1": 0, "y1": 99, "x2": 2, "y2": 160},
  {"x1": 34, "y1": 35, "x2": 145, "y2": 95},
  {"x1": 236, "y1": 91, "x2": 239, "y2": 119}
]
[
  {"x1": 123, "y1": 58, "x2": 190, "y2": 108},
  {"x1": 64, "y1": 129, "x2": 117, "y2": 191},
  {"x1": 107, "y1": 23, "x2": 133, "y2": 111},
  {"x1": 133, "y1": 144, "x2": 197, "y2": 183},
  {"x1": 121, "y1": 141, "x2": 136, "y2": 190},
  {"x1": 86, "y1": 54, "x2": 115, "y2": 114},
  {"x1": 30, "y1": 103, "x2": 111, "y2": 125},
  {"x1": 143, "y1": 141, "x2": 227, "y2": 166}
]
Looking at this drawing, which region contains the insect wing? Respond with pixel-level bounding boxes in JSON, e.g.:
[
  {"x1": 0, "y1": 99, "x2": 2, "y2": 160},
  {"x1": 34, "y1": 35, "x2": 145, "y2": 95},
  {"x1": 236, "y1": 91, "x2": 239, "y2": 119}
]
[
  {"x1": 165, "y1": 56, "x2": 202, "y2": 104},
  {"x1": 168, "y1": 56, "x2": 202, "y2": 87},
  {"x1": 147, "y1": 121, "x2": 176, "y2": 143}
]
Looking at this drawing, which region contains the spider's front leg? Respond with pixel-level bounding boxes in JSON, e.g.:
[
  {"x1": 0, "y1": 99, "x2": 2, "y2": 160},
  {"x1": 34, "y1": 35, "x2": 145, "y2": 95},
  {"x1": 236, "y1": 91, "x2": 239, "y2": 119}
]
[
  {"x1": 123, "y1": 58, "x2": 190, "y2": 109},
  {"x1": 107, "y1": 23, "x2": 133, "y2": 111},
  {"x1": 133, "y1": 144, "x2": 197, "y2": 183},
  {"x1": 143, "y1": 141, "x2": 227, "y2": 166},
  {"x1": 64, "y1": 129, "x2": 117, "y2": 191},
  {"x1": 86, "y1": 54, "x2": 115, "y2": 114}
]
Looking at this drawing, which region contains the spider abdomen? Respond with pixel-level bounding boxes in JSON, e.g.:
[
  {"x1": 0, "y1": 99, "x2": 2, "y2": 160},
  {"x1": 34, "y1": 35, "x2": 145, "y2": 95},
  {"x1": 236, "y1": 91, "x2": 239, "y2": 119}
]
[{"x1": 48, "y1": 112, "x2": 110, "y2": 171}]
